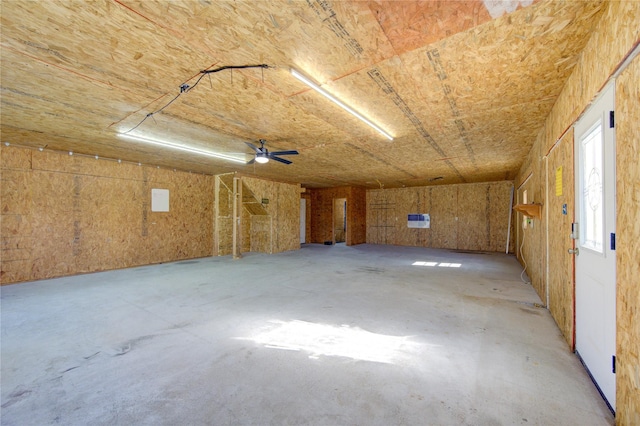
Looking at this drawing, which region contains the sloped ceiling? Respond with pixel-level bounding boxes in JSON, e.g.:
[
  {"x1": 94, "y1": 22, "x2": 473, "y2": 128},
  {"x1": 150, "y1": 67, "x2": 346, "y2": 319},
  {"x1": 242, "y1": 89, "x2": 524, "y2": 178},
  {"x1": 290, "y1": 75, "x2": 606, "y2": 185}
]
[{"x1": 1, "y1": 0, "x2": 605, "y2": 188}]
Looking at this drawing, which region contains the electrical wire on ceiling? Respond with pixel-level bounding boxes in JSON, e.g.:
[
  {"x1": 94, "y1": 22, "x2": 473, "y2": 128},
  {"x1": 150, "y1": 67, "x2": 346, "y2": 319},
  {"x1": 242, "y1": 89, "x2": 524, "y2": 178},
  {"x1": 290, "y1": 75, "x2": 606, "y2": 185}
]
[{"x1": 123, "y1": 64, "x2": 270, "y2": 134}]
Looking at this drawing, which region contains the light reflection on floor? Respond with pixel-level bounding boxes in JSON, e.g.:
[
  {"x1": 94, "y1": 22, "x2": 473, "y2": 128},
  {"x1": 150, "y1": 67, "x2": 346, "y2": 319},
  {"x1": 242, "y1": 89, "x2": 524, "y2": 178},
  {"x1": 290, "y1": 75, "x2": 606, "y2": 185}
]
[
  {"x1": 412, "y1": 261, "x2": 461, "y2": 267},
  {"x1": 240, "y1": 320, "x2": 424, "y2": 364}
]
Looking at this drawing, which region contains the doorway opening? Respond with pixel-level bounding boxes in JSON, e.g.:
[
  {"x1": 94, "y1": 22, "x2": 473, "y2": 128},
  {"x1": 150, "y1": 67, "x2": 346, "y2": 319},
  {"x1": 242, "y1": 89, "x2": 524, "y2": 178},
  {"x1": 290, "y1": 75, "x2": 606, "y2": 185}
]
[{"x1": 333, "y1": 198, "x2": 347, "y2": 244}]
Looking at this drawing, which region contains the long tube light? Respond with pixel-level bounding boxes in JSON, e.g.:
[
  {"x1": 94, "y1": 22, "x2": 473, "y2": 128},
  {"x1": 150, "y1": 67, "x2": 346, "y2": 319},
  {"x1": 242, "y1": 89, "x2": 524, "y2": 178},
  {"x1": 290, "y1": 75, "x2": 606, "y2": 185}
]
[
  {"x1": 118, "y1": 133, "x2": 248, "y2": 164},
  {"x1": 291, "y1": 69, "x2": 393, "y2": 141}
]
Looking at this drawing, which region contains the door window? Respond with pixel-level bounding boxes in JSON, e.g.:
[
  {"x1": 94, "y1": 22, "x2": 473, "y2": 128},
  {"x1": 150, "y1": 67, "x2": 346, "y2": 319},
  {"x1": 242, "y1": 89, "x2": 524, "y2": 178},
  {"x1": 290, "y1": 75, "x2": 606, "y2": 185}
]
[{"x1": 580, "y1": 122, "x2": 604, "y2": 254}]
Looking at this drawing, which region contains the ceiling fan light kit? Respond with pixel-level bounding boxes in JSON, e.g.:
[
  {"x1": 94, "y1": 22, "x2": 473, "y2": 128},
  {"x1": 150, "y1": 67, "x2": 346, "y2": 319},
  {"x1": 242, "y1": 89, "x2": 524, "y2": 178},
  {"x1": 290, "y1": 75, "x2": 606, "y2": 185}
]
[
  {"x1": 255, "y1": 154, "x2": 269, "y2": 164},
  {"x1": 246, "y1": 139, "x2": 298, "y2": 165}
]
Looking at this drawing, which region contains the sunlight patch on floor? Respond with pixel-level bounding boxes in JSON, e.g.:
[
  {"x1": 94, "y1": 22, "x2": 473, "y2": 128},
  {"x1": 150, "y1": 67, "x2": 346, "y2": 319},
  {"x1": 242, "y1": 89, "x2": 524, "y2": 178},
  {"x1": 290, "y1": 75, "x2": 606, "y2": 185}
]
[
  {"x1": 240, "y1": 320, "x2": 423, "y2": 364},
  {"x1": 413, "y1": 261, "x2": 461, "y2": 268}
]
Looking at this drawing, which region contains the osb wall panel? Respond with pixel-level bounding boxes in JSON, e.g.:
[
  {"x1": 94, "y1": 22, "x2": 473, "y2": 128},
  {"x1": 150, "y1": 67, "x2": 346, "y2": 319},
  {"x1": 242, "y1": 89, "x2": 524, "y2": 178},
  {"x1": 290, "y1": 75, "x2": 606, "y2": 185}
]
[
  {"x1": 366, "y1": 188, "x2": 395, "y2": 245},
  {"x1": 515, "y1": 1, "x2": 640, "y2": 303},
  {"x1": 1, "y1": 146, "x2": 214, "y2": 284},
  {"x1": 515, "y1": 109, "x2": 547, "y2": 304},
  {"x1": 1, "y1": 147, "x2": 34, "y2": 283},
  {"x1": 489, "y1": 183, "x2": 514, "y2": 253},
  {"x1": 516, "y1": 174, "x2": 546, "y2": 303},
  {"x1": 429, "y1": 185, "x2": 458, "y2": 250},
  {"x1": 616, "y1": 55, "x2": 640, "y2": 426},
  {"x1": 514, "y1": 3, "x2": 639, "y2": 420},
  {"x1": 347, "y1": 186, "x2": 367, "y2": 245},
  {"x1": 250, "y1": 215, "x2": 272, "y2": 254},
  {"x1": 384, "y1": 187, "x2": 428, "y2": 247},
  {"x1": 546, "y1": 131, "x2": 575, "y2": 348},
  {"x1": 457, "y1": 184, "x2": 489, "y2": 251},
  {"x1": 309, "y1": 186, "x2": 367, "y2": 246},
  {"x1": 366, "y1": 181, "x2": 513, "y2": 252},
  {"x1": 242, "y1": 177, "x2": 300, "y2": 254},
  {"x1": 310, "y1": 187, "x2": 340, "y2": 244}
]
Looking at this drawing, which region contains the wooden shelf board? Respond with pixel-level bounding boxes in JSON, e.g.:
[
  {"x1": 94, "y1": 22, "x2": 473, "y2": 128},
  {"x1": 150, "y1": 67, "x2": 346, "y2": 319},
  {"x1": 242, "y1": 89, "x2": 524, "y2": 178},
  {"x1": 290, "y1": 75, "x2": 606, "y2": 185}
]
[{"x1": 513, "y1": 203, "x2": 542, "y2": 219}]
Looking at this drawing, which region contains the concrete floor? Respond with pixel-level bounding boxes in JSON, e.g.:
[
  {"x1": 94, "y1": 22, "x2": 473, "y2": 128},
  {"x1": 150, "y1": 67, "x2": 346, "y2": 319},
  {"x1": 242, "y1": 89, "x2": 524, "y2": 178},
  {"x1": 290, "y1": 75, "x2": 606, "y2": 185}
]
[{"x1": 1, "y1": 244, "x2": 614, "y2": 425}]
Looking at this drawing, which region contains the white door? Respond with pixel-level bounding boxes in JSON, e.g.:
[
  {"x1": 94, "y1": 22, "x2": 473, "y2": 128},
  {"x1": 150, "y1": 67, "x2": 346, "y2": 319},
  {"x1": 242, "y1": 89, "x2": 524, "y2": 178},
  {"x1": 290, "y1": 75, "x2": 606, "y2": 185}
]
[
  {"x1": 300, "y1": 199, "x2": 306, "y2": 244},
  {"x1": 574, "y1": 83, "x2": 616, "y2": 410}
]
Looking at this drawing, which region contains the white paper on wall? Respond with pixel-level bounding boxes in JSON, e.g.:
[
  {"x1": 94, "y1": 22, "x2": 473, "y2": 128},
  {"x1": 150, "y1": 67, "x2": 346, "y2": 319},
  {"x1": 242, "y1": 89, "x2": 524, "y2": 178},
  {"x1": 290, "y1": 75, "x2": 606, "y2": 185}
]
[{"x1": 151, "y1": 188, "x2": 169, "y2": 212}]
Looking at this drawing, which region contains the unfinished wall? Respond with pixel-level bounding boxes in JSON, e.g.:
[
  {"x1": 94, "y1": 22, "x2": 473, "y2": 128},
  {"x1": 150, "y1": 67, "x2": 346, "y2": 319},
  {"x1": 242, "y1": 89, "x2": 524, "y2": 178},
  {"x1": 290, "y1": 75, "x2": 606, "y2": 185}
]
[
  {"x1": 545, "y1": 130, "x2": 575, "y2": 348},
  {"x1": 367, "y1": 181, "x2": 514, "y2": 253},
  {"x1": 308, "y1": 186, "x2": 366, "y2": 246},
  {"x1": 1, "y1": 145, "x2": 214, "y2": 284},
  {"x1": 348, "y1": 186, "x2": 367, "y2": 245},
  {"x1": 516, "y1": 171, "x2": 546, "y2": 304},
  {"x1": 616, "y1": 54, "x2": 640, "y2": 426},
  {"x1": 241, "y1": 176, "x2": 300, "y2": 254},
  {"x1": 514, "y1": 1, "x2": 640, "y2": 422}
]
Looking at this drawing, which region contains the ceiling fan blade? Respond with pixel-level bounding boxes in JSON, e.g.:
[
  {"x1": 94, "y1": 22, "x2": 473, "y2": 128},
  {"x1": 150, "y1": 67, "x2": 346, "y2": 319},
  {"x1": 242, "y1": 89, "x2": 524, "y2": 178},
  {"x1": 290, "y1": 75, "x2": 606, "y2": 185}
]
[
  {"x1": 246, "y1": 158, "x2": 256, "y2": 165},
  {"x1": 270, "y1": 156, "x2": 293, "y2": 165},
  {"x1": 270, "y1": 150, "x2": 299, "y2": 156},
  {"x1": 245, "y1": 142, "x2": 260, "y2": 152}
]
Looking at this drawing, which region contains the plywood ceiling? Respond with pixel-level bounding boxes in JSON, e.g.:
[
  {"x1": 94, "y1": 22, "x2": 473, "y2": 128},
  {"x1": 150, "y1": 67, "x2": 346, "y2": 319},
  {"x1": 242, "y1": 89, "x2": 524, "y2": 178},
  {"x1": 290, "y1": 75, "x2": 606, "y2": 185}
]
[{"x1": 1, "y1": 0, "x2": 604, "y2": 188}]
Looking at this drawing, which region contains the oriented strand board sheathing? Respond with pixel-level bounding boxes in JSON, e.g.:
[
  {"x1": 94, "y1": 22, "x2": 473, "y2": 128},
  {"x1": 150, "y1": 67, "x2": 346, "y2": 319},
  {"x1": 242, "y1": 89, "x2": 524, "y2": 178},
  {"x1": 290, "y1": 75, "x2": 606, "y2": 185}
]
[
  {"x1": 544, "y1": 1, "x2": 640, "y2": 148},
  {"x1": 347, "y1": 186, "x2": 367, "y2": 245},
  {"x1": 0, "y1": 147, "x2": 34, "y2": 283},
  {"x1": 513, "y1": 0, "x2": 639, "y2": 362},
  {"x1": 366, "y1": 181, "x2": 513, "y2": 252},
  {"x1": 489, "y1": 182, "x2": 515, "y2": 253},
  {"x1": 546, "y1": 131, "x2": 574, "y2": 348},
  {"x1": 516, "y1": 175, "x2": 546, "y2": 302},
  {"x1": 370, "y1": 1, "x2": 495, "y2": 55},
  {"x1": 241, "y1": 185, "x2": 269, "y2": 216},
  {"x1": 366, "y1": 189, "x2": 395, "y2": 245},
  {"x1": 515, "y1": 136, "x2": 546, "y2": 303},
  {"x1": 250, "y1": 215, "x2": 273, "y2": 254},
  {"x1": 241, "y1": 176, "x2": 300, "y2": 254},
  {"x1": 616, "y1": 56, "x2": 640, "y2": 426},
  {"x1": 392, "y1": 187, "x2": 428, "y2": 247},
  {"x1": 430, "y1": 185, "x2": 458, "y2": 250},
  {"x1": 242, "y1": 180, "x2": 274, "y2": 254},
  {"x1": 395, "y1": 1, "x2": 605, "y2": 185},
  {"x1": 1, "y1": 145, "x2": 214, "y2": 284},
  {"x1": 309, "y1": 186, "x2": 367, "y2": 246},
  {"x1": 456, "y1": 184, "x2": 490, "y2": 251},
  {"x1": 1, "y1": 0, "x2": 607, "y2": 188}
]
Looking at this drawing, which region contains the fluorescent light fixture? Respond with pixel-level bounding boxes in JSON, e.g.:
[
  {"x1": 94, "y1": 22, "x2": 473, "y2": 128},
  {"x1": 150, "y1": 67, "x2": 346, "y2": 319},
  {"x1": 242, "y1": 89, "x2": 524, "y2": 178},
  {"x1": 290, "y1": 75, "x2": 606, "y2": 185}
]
[
  {"x1": 118, "y1": 133, "x2": 247, "y2": 164},
  {"x1": 291, "y1": 69, "x2": 393, "y2": 141}
]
